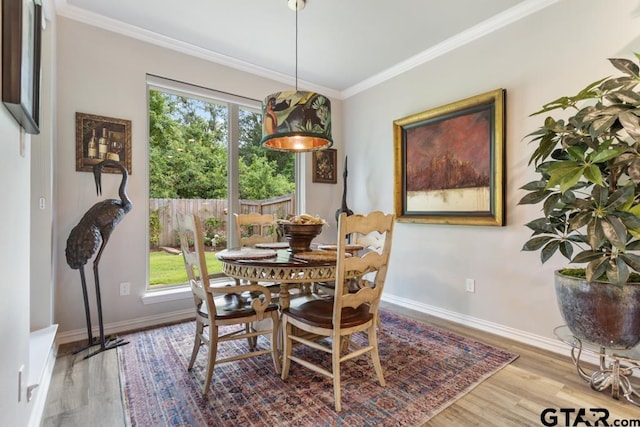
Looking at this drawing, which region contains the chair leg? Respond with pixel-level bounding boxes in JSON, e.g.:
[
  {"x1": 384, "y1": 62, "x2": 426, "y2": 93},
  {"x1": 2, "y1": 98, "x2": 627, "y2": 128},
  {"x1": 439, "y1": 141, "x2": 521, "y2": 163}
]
[
  {"x1": 203, "y1": 325, "x2": 218, "y2": 395},
  {"x1": 368, "y1": 322, "x2": 386, "y2": 387},
  {"x1": 188, "y1": 320, "x2": 204, "y2": 370},
  {"x1": 332, "y1": 338, "x2": 342, "y2": 412},
  {"x1": 281, "y1": 317, "x2": 292, "y2": 380},
  {"x1": 270, "y1": 312, "x2": 281, "y2": 374},
  {"x1": 246, "y1": 322, "x2": 257, "y2": 350}
]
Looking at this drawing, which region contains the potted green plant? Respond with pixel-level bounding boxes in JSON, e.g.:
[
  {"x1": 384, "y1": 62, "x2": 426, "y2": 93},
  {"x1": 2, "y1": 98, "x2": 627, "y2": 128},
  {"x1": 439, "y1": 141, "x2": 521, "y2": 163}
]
[{"x1": 519, "y1": 53, "x2": 640, "y2": 349}]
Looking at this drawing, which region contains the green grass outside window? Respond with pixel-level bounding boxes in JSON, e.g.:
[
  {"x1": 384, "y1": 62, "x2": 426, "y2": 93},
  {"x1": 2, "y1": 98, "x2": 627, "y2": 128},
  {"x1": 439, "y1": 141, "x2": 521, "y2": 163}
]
[{"x1": 149, "y1": 251, "x2": 223, "y2": 286}]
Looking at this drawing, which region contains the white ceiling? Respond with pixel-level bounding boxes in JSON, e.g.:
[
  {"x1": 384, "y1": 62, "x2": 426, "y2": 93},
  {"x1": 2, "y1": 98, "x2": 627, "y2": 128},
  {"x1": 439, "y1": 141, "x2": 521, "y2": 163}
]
[{"x1": 52, "y1": 0, "x2": 558, "y2": 98}]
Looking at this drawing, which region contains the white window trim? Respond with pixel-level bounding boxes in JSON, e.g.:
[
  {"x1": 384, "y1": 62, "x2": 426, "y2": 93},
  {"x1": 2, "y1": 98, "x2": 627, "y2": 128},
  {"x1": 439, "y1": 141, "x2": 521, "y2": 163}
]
[{"x1": 143, "y1": 74, "x2": 301, "y2": 303}]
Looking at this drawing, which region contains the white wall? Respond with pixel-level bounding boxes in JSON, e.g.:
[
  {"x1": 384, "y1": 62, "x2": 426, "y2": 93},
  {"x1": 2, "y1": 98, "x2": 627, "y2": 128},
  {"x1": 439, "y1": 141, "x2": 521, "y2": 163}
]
[
  {"x1": 0, "y1": 112, "x2": 32, "y2": 427},
  {"x1": 54, "y1": 17, "x2": 344, "y2": 335},
  {"x1": 344, "y1": 0, "x2": 640, "y2": 340},
  {"x1": 0, "y1": 2, "x2": 57, "y2": 424}
]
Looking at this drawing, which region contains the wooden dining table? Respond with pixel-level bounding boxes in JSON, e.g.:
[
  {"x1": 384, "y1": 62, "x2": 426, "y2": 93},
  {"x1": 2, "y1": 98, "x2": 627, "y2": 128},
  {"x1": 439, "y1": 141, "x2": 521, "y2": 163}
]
[{"x1": 216, "y1": 246, "x2": 342, "y2": 309}]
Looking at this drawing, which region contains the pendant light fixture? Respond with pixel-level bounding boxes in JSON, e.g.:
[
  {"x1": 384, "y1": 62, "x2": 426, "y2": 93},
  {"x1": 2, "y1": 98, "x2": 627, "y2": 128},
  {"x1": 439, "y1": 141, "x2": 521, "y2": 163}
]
[{"x1": 260, "y1": 0, "x2": 333, "y2": 152}]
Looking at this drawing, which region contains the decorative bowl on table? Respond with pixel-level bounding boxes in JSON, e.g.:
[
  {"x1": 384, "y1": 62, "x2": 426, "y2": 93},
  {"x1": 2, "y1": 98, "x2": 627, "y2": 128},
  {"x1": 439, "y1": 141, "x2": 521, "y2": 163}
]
[{"x1": 278, "y1": 215, "x2": 326, "y2": 253}]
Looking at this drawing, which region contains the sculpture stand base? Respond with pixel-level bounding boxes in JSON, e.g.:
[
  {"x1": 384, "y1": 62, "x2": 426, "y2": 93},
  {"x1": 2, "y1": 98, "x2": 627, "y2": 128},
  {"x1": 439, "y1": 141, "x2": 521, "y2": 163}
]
[
  {"x1": 555, "y1": 326, "x2": 640, "y2": 407},
  {"x1": 72, "y1": 335, "x2": 129, "y2": 359},
  {"x1": 84, "y1": 336, "x2": 129, "y2": 359}
]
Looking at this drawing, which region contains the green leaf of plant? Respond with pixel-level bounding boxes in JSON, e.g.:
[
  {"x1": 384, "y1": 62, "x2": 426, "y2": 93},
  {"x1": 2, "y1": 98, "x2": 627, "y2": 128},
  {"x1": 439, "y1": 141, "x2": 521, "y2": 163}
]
[
  {"x1": 619, "y1": 111, "x2": 640, "y2": 139},
  {"x1": 606, "y1": 258, "x2": 629, "y2": 285},
  {"x1": 520, "y1": 180, "x2": 547, "y2": 191},
  {"x1": 616, "y1": 211, "x2": 640, "y2": 229},
  {"x1": 522, "y1": 235, "x2": 554, "y2": 251},
  {"x1": 591, "y1": 115, "x2": 618, "y2": 137},
  {"x1": 614, "y1": 90, "x2": 640, "y2": 104},
  {"x1": 625, "y1": 240, "x2": 640, "y2": 250},
  {"x1": 601, "y1": 216, "x2": 627, "y2": 249},
  {"x1": 561, "y1": 189, "x2": 577, "y2": 204},
  {"x1": 566, "y1": 145, "x2": 586, "y2": 161},
  {"x1": 559, "y1": 240, "x2": 573, "y2": 260},
  {"x1": 629, "y1": 227, "x2": 640, "y2": 240},
  {"x1": 559, "y1": 167, "x2": 586, "y2": 193},
  {"x1": 587, "y1": 218, "x2": 605, "y2": 249},
  {"x1": 542, "y1": 193, "x2": 562, "y2": 216},
  {"x1": 606, "y1": 184, "x2": 634, "y2": 210},
  {"x1": 586, "y1": 257, "x2": 608, "y2": 282},
  {"x1": 619, "y1": 253, "x2": 640, "y2": 271},
  {"x1": 601, "y1": 76, "x2": 631, "y2": 92},
  {"x1": 608, "y1": 57, "x2": 640, "y2": 78},
  {"x1": 582, "y1": 164, "x2": 603, "y2": 186},
  {"x1": 627, "y1": 157, "x2": 640, "y2": 184},
  {"x1": 541, "y1": 240, "x2": 560, "y2": 263},
  {"x1": 568, "y1": 234, "x2": 589, "y2": 244},
  {"x1": 589, "y1": 147, "x2": 628, "y2": 164},
  {"x1": 592, "y1": 185, "x2": 609, "y2": 206},
  {"x1": 545, "y1": 160, "x2": 580, "y2": 172},
  {"x1": 572, "y1": 250, "x2": 603, "y2": 263},
  {"x1": 518, "y1": 190, "x2": 552, "y2": 205},
  {"x1": 570, "y1": 211, "x2": 592, "y2": 230},
  {"x1": 525, "y1": 218, "x2": 559, "y2": 234}
]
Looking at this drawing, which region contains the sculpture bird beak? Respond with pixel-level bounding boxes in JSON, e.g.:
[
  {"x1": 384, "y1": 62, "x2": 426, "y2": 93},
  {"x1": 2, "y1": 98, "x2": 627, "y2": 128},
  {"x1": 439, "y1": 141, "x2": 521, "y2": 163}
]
[{"x1": 94, "y1": 164, "x2": 103, "y2": 196}]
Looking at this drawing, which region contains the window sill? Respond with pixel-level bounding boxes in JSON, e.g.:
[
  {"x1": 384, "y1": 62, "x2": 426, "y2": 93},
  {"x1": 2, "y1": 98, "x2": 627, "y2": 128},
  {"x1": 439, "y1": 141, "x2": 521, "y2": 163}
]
[
  {"x1": 142, "y1": 286, "x2": 192, "y2": 304},
  {"x1": 142, "y1": 278, "x2": 234, "y2": 305}
]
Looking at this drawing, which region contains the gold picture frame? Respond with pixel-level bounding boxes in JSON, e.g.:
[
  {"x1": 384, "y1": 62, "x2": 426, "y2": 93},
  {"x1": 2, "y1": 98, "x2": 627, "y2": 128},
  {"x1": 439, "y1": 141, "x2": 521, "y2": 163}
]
[
  {"x1": 76, "y1": 112, "x2": 132, "y2": 174},
  {"x1": 393, "y1": 89, "x2": 505, "y2": 226},
  {"x1": 312, "y1": 148, "x2": 337, "y2": 184}
]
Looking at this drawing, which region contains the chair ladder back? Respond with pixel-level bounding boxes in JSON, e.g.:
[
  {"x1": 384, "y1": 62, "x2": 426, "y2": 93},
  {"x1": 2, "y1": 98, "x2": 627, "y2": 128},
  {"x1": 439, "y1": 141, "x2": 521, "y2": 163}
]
[
  {"x1": 177, "y1": 213, "x2": 281, "y2": 395},
  {"x1": 234, "y1": 212, "x2": 278, "y2": 247},
  {"x1": 177, "y1": 213, "x2": 216, "y2": 317},
  {"x1": 333, "y1": 211, "x2": 395, "y2": 327}
]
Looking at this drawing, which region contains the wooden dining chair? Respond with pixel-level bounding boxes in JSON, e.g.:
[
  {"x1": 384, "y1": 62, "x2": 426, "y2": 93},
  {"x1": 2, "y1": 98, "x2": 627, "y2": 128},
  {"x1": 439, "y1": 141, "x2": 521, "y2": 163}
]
[
  {"x1": 280, "y1": 211, "x2": 395, "y2": 412},
  {"x1": 176, "y1": 213, "x2": 280, "y2": 395},
  {"x1": 234, "y1": 212, "x2": 278, "y2": 247}
]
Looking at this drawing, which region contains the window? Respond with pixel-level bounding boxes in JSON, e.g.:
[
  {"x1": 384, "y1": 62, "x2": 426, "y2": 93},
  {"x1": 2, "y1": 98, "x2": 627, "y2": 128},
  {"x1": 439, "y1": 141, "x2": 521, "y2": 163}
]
[{"x1": 146, "y1": 75, "x2": 296, "y2": 289}]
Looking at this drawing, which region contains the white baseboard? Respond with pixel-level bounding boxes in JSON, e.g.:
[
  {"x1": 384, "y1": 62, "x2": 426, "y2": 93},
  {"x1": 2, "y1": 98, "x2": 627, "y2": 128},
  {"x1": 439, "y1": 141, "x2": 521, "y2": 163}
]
[
  {"x1": 381, "y1": 293, "x2": 604, "y2": 366},
  {"x1": 55, "y1": 308, "x2": 195, "y2": 345}
]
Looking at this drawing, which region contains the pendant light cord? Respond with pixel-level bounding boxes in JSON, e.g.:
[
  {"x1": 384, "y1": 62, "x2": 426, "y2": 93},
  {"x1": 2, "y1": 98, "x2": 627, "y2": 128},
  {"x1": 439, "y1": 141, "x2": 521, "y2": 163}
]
[{"x1": 295, "y1": 4, "x2": 298, "y2": 91}]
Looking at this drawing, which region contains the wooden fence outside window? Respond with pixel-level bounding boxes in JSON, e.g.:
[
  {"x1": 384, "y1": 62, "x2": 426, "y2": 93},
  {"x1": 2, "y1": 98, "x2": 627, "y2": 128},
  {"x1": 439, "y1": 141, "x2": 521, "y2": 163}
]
[{"x1": 150, "y1": 195, "x2": 294, "y2": 247}]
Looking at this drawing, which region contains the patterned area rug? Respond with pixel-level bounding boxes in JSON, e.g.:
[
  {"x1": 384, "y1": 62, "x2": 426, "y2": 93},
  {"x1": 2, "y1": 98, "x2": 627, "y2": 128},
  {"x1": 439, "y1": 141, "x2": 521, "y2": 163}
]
[{"x1": 118, "y1": 310, "x2": 518, "y2": 426}]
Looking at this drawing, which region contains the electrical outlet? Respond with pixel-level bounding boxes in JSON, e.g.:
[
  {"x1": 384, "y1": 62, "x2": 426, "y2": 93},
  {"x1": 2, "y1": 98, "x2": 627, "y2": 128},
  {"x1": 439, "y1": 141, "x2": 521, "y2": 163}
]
[
  {"x1": 465, "y1": 278, "x2": 475, "y2": 293},
  {"x1": 120, "y1": 282, "x2": 131, "y2": 296}
]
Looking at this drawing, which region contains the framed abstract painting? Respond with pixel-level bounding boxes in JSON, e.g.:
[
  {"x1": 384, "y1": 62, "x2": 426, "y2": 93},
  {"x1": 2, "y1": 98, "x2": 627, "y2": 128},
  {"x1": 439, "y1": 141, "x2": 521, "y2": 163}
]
[{"x1": 393, "y1": 89, "x2": 506, "y2": 226}]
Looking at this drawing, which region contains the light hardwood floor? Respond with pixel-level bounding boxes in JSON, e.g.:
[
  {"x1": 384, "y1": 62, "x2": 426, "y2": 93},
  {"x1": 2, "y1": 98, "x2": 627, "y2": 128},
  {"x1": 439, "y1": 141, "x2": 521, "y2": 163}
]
[{"x1": 41, "y1": 302, "x2": 640, "y2": 426}]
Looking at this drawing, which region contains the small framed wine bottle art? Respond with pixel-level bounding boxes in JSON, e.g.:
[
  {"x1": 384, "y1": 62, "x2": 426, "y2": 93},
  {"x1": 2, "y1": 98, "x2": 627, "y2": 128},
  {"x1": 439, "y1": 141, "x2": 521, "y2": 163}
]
[{"x1": 75, "y1": 112, "x2": 132, "y2": 174}]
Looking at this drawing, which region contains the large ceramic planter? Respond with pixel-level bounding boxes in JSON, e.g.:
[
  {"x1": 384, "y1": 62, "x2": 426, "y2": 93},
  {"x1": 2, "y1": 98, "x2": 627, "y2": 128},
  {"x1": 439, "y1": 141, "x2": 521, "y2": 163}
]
[{"x1": 554, "y1": 270, "x2": 640, "y2": 349}]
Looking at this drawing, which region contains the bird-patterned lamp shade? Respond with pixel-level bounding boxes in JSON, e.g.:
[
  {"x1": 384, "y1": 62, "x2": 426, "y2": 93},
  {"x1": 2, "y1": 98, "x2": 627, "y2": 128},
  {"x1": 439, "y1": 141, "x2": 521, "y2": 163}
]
[{"x1": 260, "y1": 90, "x2": 333, "y2": 152}]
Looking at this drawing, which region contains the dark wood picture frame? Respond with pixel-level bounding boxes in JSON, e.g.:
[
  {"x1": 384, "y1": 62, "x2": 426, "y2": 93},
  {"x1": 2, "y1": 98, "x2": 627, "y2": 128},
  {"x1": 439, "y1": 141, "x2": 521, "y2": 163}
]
[
  {"x1": 2, "y1": 0, "x2": 42, "y2": 134},
  {"x1": 76, "y1": 112, "x2": 132, "y2": 174},
  {"x1": 393, "y1": 89, "x2": 506, "y2": 226},
  {"x1": 312, "y1": 148, "x2": 337, "y2": 184}
]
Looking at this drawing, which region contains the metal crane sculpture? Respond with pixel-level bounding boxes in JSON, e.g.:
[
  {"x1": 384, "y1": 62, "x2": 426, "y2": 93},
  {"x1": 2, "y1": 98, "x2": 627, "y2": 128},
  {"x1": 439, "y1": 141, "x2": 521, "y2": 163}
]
[
  {"x1": 335, "y1": 155, "x2": 354, "y2": 223},
  {"x1": 65, "y1": 159, "x2": 133, "y2": 358}
]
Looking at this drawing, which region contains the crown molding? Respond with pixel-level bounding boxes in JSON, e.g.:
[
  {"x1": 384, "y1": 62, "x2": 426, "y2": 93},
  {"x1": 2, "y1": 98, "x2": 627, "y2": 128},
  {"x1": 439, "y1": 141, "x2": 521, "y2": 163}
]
[
  {"x1": 53, "y1": 0, "x2": 559, "y2": 101},
  {"x1": 53, "y1": 0, "x2": 341, "y2": 99},
  {"x1": 340, "y1": 0, "x2": 561, "y2": 99}
]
